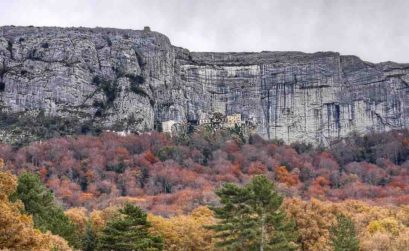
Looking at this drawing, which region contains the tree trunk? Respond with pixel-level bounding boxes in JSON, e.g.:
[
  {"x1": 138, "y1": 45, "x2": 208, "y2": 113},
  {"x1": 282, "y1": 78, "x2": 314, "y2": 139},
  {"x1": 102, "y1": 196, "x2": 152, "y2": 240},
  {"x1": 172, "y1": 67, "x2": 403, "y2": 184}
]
[{"x1": 260, "y1": 211, "x2": 265, "y2": 251}]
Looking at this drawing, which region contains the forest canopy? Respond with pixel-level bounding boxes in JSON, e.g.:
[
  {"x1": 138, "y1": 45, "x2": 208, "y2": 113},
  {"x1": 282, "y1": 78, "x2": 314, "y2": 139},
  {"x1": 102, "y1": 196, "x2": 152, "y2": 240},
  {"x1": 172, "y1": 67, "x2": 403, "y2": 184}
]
[
  {"x1": 0, "y1": 128, "x2": 409, "y2": 250},
  {"x1": 0, "y1": 129, "x2": 408, "y2": 213}
]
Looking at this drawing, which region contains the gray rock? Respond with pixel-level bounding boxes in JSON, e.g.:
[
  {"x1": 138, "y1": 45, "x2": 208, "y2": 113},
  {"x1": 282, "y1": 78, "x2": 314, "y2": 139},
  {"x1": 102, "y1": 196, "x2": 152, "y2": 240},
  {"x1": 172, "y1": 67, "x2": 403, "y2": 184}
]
[{"x1": 1, "y1": 26, "x2": 409, "y2": 145}]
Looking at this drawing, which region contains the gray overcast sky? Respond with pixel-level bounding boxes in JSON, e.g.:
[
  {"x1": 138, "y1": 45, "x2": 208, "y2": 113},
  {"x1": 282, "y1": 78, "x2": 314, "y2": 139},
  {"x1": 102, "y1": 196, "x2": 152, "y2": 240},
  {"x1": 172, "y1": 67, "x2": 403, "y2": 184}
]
[{"x1": 0, "y1": 0, "x2": 408, "y2": 63}]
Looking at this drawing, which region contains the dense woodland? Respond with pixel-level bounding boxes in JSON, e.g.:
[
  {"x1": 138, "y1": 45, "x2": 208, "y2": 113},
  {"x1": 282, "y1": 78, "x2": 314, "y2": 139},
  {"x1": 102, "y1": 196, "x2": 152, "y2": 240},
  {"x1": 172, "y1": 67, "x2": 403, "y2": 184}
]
[
  {"x1": 1, "y1": 128, "x2": 409, "y2": 212},
  {"x1": 1, "y1": 128, "x2": 409, "y2": 250}
]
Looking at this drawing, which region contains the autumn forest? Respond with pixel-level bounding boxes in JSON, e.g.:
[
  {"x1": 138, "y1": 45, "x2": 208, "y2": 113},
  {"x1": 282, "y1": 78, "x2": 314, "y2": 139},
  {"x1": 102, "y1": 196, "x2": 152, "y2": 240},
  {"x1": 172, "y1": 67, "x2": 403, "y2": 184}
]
[{"x1": 1, "y1": 128, "x2": 409, "y2": 250}]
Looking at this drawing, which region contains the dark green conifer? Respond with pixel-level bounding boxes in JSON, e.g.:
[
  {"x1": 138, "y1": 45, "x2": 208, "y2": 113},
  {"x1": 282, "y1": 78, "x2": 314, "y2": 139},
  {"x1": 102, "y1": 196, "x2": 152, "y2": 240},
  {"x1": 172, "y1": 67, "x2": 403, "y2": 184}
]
[
  {"x1": 209, "y1": 175, "x2": 298, "y2": 251},
  {"x1": 330, "y1": 214, "x2": 359, "y2": 251},
  {"x1": 12, "y1": 172, "x2": 80, "y2": 247},
  {"x1": 83, "y1": 222, "x2": 98, "y2": 251},
  {"x1": 97, "y1": 203, "x2": 163, "y2": 251}
]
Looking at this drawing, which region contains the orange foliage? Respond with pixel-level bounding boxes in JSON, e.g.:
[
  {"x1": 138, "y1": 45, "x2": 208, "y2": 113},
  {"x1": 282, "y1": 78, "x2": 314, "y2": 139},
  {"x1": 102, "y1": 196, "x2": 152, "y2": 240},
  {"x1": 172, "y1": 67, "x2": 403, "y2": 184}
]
[
  {"x1": 78, "y1": 192, "x2": 95, "y2": 204},
  {"x1": 144, "y1": 150, "x2": 157, "y2": 164},
  {"x1": 275, "y1": 166, "x2": 299, "y2": 186},
  {"x1": 308, "y1": 176, "x2": 330, "y2": 198},
  {"x1": 38, "y1": 166, "x2": 48, "y2": 180},
  {"x1": 114, "y1": 146, "x2": 129, "y2": 158},
  {"x1": 248, "y1": 161, "x2": 267, "y2": 175}
]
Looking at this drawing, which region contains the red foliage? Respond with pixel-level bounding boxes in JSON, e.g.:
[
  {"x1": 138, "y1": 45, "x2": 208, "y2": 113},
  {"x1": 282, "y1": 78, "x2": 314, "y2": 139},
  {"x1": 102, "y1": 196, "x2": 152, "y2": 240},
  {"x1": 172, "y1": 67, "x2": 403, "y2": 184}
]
[
  {"x1": 1, "y1": 130, "x2": 408, "y2": 214},
  {"x1": 248, "y1": 161, "x2": 267, "y2": 175}
]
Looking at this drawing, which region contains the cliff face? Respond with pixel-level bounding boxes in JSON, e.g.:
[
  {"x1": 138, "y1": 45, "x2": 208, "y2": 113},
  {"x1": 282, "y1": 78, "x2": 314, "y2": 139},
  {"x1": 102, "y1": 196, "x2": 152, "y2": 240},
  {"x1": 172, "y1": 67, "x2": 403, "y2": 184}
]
[{"x1": 1, "y1": 26, "x2": 409, "y2": 145}]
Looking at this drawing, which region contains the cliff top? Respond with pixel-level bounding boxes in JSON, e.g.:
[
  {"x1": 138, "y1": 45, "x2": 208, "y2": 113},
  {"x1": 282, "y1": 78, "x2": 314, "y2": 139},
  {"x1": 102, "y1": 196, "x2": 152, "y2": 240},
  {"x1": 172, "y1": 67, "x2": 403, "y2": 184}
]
[{"x1": 3, "y1": 25, "x2": 408, "y2": 67}]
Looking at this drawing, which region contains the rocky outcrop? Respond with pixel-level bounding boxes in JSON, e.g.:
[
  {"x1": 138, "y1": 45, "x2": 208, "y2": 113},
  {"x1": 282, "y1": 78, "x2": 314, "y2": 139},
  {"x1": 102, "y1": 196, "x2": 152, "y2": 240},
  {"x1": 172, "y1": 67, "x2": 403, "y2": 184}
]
[{"x1": 1, "y1": 26, "x2": 409, "y2": 145}]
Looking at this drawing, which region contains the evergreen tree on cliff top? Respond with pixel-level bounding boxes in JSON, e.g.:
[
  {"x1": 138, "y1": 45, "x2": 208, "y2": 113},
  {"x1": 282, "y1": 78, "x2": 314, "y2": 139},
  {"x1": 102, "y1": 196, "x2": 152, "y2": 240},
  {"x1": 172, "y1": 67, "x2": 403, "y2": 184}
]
[
  {"x1": 97, "y1": 203, "x2": 163, "y2": 251},
  {"x1": 209, "y1": 175, "x2": 298, "y2": 251}
]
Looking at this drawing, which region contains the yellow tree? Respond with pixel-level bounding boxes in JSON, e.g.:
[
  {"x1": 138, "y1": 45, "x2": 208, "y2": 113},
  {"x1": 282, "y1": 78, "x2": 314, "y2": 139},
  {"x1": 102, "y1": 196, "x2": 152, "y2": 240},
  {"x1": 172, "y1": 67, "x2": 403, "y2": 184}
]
[
  {"x1": 89, "y1": 205, "x2": 120, "y2": 232},
  {"x1": 283, "y1": 198, "x2": 409, "y2": 251},
  {"x1": 338, "y1": 200, "x2": 409, "y2": 251},
  {"x1": 148, "y1": 206, "x2": 216, "y2": 251},
  {"x1": 283, "y1": 198, "x2": 338, "y2": 251},
  {"x1": 65, "y1": 207, "x2": 88, "y2": 235}
]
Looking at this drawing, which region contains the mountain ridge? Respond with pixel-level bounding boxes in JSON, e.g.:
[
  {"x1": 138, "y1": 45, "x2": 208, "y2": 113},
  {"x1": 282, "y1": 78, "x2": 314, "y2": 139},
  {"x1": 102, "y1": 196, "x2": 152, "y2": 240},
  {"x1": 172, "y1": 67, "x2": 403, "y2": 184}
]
[{"x1": 1, "y1": 25, "x2": 409, "y2": 145}]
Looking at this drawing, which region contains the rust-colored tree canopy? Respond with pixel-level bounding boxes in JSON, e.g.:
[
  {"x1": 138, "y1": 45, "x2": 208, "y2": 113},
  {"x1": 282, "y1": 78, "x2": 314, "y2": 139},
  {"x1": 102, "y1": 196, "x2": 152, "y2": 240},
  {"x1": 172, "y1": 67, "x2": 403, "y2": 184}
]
[{"x1": 1, "y1": 129, "x2": 408, "y2": 214}]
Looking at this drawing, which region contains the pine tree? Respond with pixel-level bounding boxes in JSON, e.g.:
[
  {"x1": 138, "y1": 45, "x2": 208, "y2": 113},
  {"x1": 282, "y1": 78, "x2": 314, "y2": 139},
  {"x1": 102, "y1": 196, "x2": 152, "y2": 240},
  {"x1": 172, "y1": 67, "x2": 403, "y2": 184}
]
[
  {"x1": 97, "y1": 203, "x2": 163, "y2": 251},
  {"x1": 209, "y1": 175, "x2": 298, "y2": 251},
  {"x1": 330, "y1": 214, "x2": 359, "y2": 251},
  {"x1": 11, "y1": 172, "x2": 80, "y2": 248},
  {"x1": 83, "y1": 222, "x2": 98, "y2": 251}
]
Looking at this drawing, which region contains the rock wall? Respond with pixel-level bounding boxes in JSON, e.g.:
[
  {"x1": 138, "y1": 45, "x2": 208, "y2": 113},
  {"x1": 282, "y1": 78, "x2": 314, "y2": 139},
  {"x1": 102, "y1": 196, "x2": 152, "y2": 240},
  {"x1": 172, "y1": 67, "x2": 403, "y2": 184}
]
[{"x1": 1, "y1": 26, "x2": 409, "y2": 145}]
